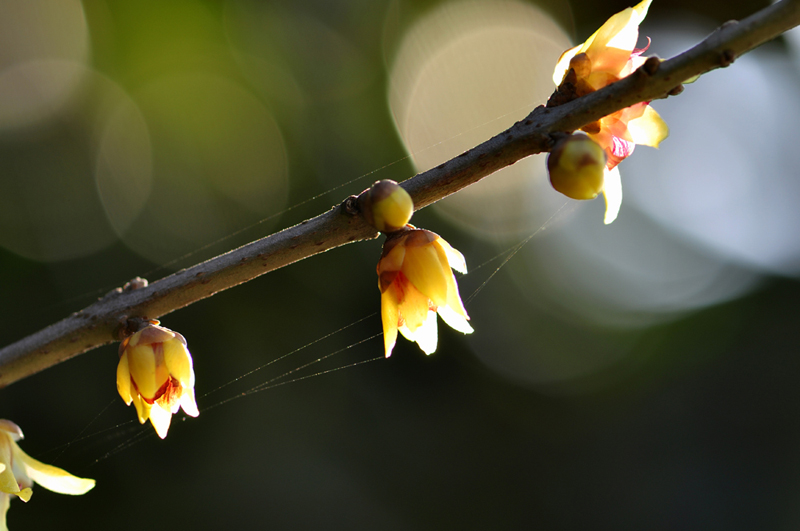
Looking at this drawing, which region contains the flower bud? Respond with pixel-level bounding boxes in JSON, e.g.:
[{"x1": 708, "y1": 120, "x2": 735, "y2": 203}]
[
  {"x1": 547, "y1": 135, "x2": 607, "y2": 200},
  {"x1": 358, "y1": 180, "x2": 413, "y2": 233}
]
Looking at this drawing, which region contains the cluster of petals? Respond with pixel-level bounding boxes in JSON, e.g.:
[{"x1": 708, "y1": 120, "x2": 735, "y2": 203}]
[
  {"x1": 116, "y1": 323, "x2": 199, "y2": 439},
  {"x1": 551, "y1": 0, "x2": 669, "y2": 223},
  {"x1": 0, "y1": 420, "x2": 94, "y2": 531},
  {"x1": 378, "y1": 227, "x2": 473, "y2": 357}
]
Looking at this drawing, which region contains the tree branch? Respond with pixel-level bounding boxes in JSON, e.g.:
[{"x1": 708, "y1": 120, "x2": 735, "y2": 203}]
[{"x1": 1, "y1": 0, "x2": 798, "y2": 388}]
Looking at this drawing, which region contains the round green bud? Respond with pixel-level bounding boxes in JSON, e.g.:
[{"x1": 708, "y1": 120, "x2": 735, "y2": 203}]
[
  {"x1": 358, "y1": 180, "x2": 414, "y2": 233},
  {"x1": 547, "y1": 135, "x2": 607, "y2": 200}
]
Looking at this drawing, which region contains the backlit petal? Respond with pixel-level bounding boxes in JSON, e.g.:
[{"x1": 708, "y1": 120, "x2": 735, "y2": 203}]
[
  {"x1": 410, "y1": 310, "x2": 439, "y2": 355},
  {"x1": 163, "y1": 339, "x2": 194, "y2": 389},
  {"x1": 180, "y1": 388, "x2": 200, "y2": 418},
  {"x1": 0, "y1": 492, "x2": 9, "y2": 531},
  {"x1": 131, "y1": 393, "x2": 151, "y2": 424},
  {"x1": 381, "y1": 288, "x2": 400, "y2": 357},
  {"x1": 402, "y1": 243, "x2": 449, "y2": 307},
  {"x1": 398, "y1": 282, "x2": 432, "y2": 333},
  {"x1": 626, "y1": 105, "x2": 669, "y2": 147},
  {"x1": 116, "y1": 353, "x2": 132, "y2": 405},
  {"x1": 148, "y1": 404, "x2": 172, "y2": 439},
  {"x1": 602, "y1": 166, "x2": 623, "y2": 224},
  {"x1": 552, "y1": 44, "x2": 581, "y2": 85},
  {"x1": 434, "y1": 238, "x2": 467, "y2": 274},
  {"x1": 16, "y1": 445, "x2": 95, "y2": 495},
  {"x1": 437, "y1": 305, "x2": 474, "y2": 335}
]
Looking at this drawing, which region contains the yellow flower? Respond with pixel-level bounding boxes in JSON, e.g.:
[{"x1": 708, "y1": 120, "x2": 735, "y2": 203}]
[
  {"x1": 0, "y1": 419, "x2": 94, "y2": 531},
  {"x1": 547, "y1": 134, "x2": 607, "y2": 200},
  {"x1": 378, "y1": 228, "x2": 473, "y2": 357},
  {"x1": 551, "y1": 0, "x2": 668, "y2": 223},
  {"x1": 116, "y1": 323, "x2": 199, "y2": 439}
]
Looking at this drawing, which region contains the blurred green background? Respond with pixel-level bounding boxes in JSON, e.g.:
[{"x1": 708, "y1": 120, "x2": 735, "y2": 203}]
[{"x1": 2, "y1": 0, "x2": 800, "y2": 529}]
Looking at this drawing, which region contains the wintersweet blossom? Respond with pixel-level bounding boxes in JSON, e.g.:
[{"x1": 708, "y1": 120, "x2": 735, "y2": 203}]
[
  {"x1": 117, "y1": 323, "x2": 199, "y2": 439},
  {"x1": 378, "y1": 227, "x2": 473, "y2": 357},
  {"x1": 551, "y1": 0, "x2": 668, "y2": 223},
  {"x1": 0, "y1": 419, "x2": 94, "y2": 531}
]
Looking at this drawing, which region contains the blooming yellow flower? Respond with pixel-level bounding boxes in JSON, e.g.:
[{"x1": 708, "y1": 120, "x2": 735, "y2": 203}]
[
  {"x1": 378, "y1": 228, "x2": 473, "y2": 357},
  {"x1": 116, "y1": 323, "x2": 199, "y2": 439},
  {"x1": 551, "y1": 0, "x2": 668, "y2": 223},
  {"x1": 0, "y1": 419, "x2": 94, "y2": 531}
]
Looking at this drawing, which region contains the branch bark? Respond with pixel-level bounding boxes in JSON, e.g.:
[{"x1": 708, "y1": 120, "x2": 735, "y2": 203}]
[{"x1": 1, "y1": 0, "x2": 798, "y2": 388}]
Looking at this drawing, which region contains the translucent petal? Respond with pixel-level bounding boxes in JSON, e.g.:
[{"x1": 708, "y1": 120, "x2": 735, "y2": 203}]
[
  {"x1": 0, "y1": 441, "x2": 20, "y2": 497},
  {"x1": 180, "y1": 388, "x2": 200, "y2": 418},
  {"x1": 397, "y1": 282, "x2": 432, "y2": 333},
  {"x1": 626, "y1": 105, "x2": 669, "y2": 147},
  {"x1": 148, "y1": 403, "x2": 172, "y2": 439},
  {"x1": 0, "y1": 422, "x2": 22, "y2": 442},
  {"x1": 552, "y1": 44, "x2": 581, "y2": 85},
  {"x1": 437, "y1": 305, "x2": 474, "y2": 335},
  {"x1": 434, "y1": 238, "x2": 467, "y2": 274},
  {"x1": 116, "y1": 353, "x2": 132, "y2": 405},
  {"x1": 16, "y1": 445, "x2": 94, "y2": 495},
  {"x1": 131, "y1": 393, "x2": 150, "y2": 424},
  {"x1": 602, "y1": 166, "x2": 623, "y2": 224},
  {"x1": 413, "y1": 310, "x2": 439, "y2": 355},
  {"x1": 163, "y1": 338, "x2": 194, "y2": 389},
  {"x1": 380, "y1": 288, "x2": 400, "y2": 358},
  {"x1": 0, "y1": 492, "x2": 9, "y2": 531},
  {"x1": 402, "y1": 243, "x2": 449, "y2": 308}
]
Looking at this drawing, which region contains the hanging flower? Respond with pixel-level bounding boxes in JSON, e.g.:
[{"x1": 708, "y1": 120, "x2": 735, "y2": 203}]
[
  {"x1": 550, "y1": 0, "x2": 668, "y2": 223},
  {"x1": 378, "y1": 227, "x2": 473, "y2": 357},
  {"x1": 117, "y1": 322, "x2": 199, "y2": 439},
  {"x1": 0, "y1": 419, "x2": 94, "y2": 531}
]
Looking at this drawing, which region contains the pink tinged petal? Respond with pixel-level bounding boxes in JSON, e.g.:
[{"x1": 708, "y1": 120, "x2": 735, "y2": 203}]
[
  {"x1": 380, "y1": 289, "x2": 400, "y2": 358},
  {"x1": 135, "y1": 325, "x2": 175, "y2": 346},
  {"x1": 402, "y1": 243, "x2": 449, "y2": 308},
  {"x1": 148, "y1": 403, "x2": 172, "y2": 439},
  {"x1": 378, "y1": 243, "x2": 406, "y2": 274},
  {"x1": 180, "y1": 388, "x2": 200, "y2": 418},
  {"x1": 163, "y1": 338, "x2": 195, "y2": 389},
  {"x1": 602, "y1": 166, "x2": 623, "y2": 224},
  {"x1": 116, "y1": 353, "x2": 133, "y2": 405},
  {"x1": 434, "y1": 238, "x2": 467, "y2": 274},
  {"x1": 626, "y1": 105, "x2": 669, "y2": 147},
  {"x1": 15, "y1": 446, "x2": 94, "y2": 495},
  {"x1": 0, "y1": 422, "x2": 22, "y2": 443}
]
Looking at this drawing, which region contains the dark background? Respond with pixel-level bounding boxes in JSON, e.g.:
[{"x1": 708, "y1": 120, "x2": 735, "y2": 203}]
[{"x1": 1, "y1": 0, "x2": 799, "y2": 529}]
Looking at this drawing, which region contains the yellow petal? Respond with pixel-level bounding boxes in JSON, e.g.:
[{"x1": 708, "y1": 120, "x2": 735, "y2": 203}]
[
  {"x1": 377, "y1": 241, "x2": 406, "y2": 275},
  {"x1": 179, "y1": 388, "x2": 200, "y2": 418},
  {"x1": 552, "y1": 44, "x2": 581, "y2": 85},
  {"x1": 626, "y1": 105, "x2": 668, "y2": 147},
  {"x1": 116, "y1": 352, "x2": 133, "y2": 405},
  {"x1": 402, "y1": 243, "x2": 449, "y2": 308},
  {"x1": 0, "y1": 423, "x2": 22, "y2": 443},
  {"x1": 148, "y1": 403, "x2": 172, "y2": 439},
  {"x1": 163, "y1": 338, "x2": 194, "y2": 389},
  {"x1": 0, "y1": 492, "x2": 9, "y2": 531},
  {"x1": 400, "y1": 310, "x2": 438, "y2": 355},
  {"x1": 380, "y1": 288, "x2": 400, "y2": 358},
  {"x1": 437, "y1": 305, "x2": 473, "y2": 335},
  {"x1": 15, "y1": 446, "x2": 94, "y2": 495},
  {"x1": 602, "y1": 166, "x2": 623, "y2": 224},
  {"x1": 127, "y1": 344, "x2": 168, "y2": 400},
  {"x1": 131, "y1": 393, "x2": 151, "y2": 424},
  {"x1": 586, "y1": 0, "x2": 650, "y2": 57},
  {"x1": 397, "y1": 281, "x2": 432, "y2": 333},
  {"x1": 434, "y1": 238, "x2": 467, "y2": 274},
  {"x1": 0, "y1": 440, "x2": 20, "y2": 497}
]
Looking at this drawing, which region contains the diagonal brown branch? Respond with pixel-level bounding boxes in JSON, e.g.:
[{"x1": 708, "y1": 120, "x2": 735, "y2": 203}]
[{"x1": 1, "y1": 0, "x2": 798, "y2": 388}]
